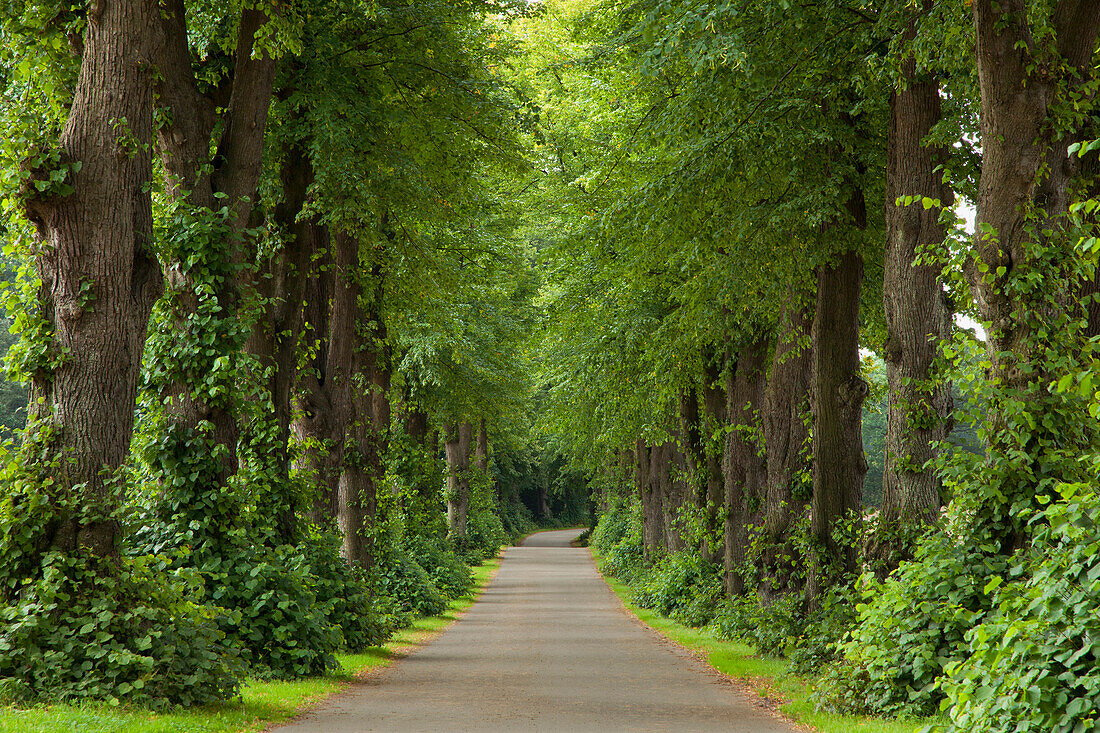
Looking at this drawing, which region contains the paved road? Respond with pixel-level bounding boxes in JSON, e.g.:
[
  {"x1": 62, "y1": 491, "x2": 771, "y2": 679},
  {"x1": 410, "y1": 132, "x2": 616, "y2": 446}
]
[{"x1": 275, "y1": 529, "x2": 798, "y2": 732}]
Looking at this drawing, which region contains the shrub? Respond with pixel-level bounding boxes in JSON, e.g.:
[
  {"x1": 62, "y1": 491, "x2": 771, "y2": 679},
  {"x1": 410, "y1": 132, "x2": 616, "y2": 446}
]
[
  {"x1": 133, "y1": 493, "x2": 343, "y2": 677},
  {"x1": 786, "y1": 583, "x2": 858, "y2": 675},
  {"x1": 0, "y1": 552, "x2": 241, "y2": 708},
  {"x1": 631, "y1": 552, "x2": 722, "y2": 625},
  {"x1": 458, "y1": 505, "x2": 507, "y2": 564},
  {"x1": 401, "y1": 534, "x2": 474, "y2": 600},
  {"x1": 938, "y1": 483, "x2": 1100, "y2": 733},
  {"x1": 709, "y1": 594, "x2": 802, "y2": 658},
  {"x1": 374, "y1": 549, "x2": 447, "y2": 618},
  {"x1": 497, "y1": 497, "x2": 538, "y2": 543},
  {"x1": 301, "y1": 528, "x2": 400, "y2": 650},
  {"x1": 187, "y1": 537, "x2": 342, "y2": 678},
  {"x1": 0, "y1": 436, "x2": 241, "y2": 707},
  {"x1": 591, "y1": 496, "x2": 637, "y2": 552},
  {"x1": 592, "y1": 498, "x2": 645, "y2": 583},
  {"x1": 814, "y1": 517, "x2": 998, "y2": 717}
]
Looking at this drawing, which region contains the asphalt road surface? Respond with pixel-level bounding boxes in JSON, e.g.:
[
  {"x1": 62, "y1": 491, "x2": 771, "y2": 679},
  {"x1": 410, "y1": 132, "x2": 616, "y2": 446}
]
[{"x1": 274, "y1": 528, "x2": 799, "y2": 732}]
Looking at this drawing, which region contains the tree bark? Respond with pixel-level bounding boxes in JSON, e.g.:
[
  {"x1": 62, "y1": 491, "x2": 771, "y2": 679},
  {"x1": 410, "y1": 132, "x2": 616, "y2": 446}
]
[
  {"x1": 967, "y1": 0, "x2": 1100, "y2": 550},
  {"x1": 667, "y1": 443, "x2": 693, "y2": 552},
  {"x1": 538, "y1": 475, "x2": 552, "y2": 520},
  {"x1": 291, "y1": 229, "x2": 387, "y2": 567},
  {"x1": 648, "y1": 442, "x2": 680, "y2": 552},
  {"x1": 150, "y1": 2, "x2": 277, "y2": 498},
  {"x1": 329, "y1": 230, "x2": 367, "y2": 563},
  {"x1": 873, "y1": 36, "x2": 953, "y2": 574},
  {"x1": 293, "y1": 227, "x2": 340, "y2": 524},
  {"x1": 401, "y1": 404, "x2": 437, "y2": 503},
  {"x1": 635, "y1": 438, "x2": 662, "y2": 558},
  {"x1": 759, "y1": 296, "x2": 814, "y2": 602},
  {"x1": 475, "y1": 417, "x2": 489, "y2": 475},
  {"x1": 723, "y1": 337, "x2": 768, "y2": 597},
  {"x1": 674, "y1": 388, "x2": 706, "y2": 555},
  {"x1": 805, "y1": 243, "x2": 868, "y2": 611},
  {"x1": 446, "y1": 421, "x2": 474, "y2": 539},
  {"x1": 21, "y1": 0, "x2": 163, "y2": 559},
  {"x1": 244, "y1": 142, "x2": 314, "y2": 544},
  {"x1": 351, "y1": 268, "x2": 390, "y2": 567},
  {"x1": 329, "y1": 233, "x2": 388, "y2": 566},
  {"x1": 679, "y1": 389, "x2": 704, "y2": 505},
  {"x1": 700, "y1": 360, "x2": 727, "y2": 562}
]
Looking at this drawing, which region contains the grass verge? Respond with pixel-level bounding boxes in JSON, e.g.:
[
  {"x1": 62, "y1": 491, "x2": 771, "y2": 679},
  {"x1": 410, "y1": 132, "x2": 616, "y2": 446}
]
[
  {"x1": 593, "y1": 552, "x2": 937, "y2": 733},
  {"x1": 0, "y1": 557, "x2": 502, "y2": 733}
]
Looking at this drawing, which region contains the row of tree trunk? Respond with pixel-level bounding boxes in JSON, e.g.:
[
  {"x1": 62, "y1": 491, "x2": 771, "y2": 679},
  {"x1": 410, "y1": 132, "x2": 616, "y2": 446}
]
[
  {"x1": 21, "y1": 2, "x2": 420, "y2": 575},
  {"x1": 626, "y1": 27, "x2": 960, "y2": 606}
]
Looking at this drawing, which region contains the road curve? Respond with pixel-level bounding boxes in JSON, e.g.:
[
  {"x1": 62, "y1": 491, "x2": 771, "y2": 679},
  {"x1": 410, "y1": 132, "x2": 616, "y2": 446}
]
[{"x1": 274, "y1": 528, "x2": 798, "y2": 732}]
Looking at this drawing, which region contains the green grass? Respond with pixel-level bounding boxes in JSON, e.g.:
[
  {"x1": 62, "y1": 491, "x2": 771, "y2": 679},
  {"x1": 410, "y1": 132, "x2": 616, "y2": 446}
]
[
  {"x1": 597, "y1": 564, "x2": 937, "y2": 733},
  {"x1": 0, "y1": 557, "x2": 502, "y2": 733}
]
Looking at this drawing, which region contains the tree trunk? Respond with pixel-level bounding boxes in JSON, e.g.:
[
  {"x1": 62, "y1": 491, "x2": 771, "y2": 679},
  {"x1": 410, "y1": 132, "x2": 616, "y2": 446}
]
[
  {"x1": 475, "y1": 418, "x2": 489, "y2": 475},
  {"x1": 405, "y1": 406, "x2": 429, "y2": 445},
  {"x1": 723, "y1": 337, "x2": 768, "y2": 597},
  {"x1": 401, "y1": 404, "x2": 437, "y2": 503},
  {"x1": 601, "y1": 448, "x2": 634, "y2": 512},
  {"x1": 635, "y1": 438, "x2": 662, "y2": 558},
  {"x1": 674, "y1": 388, "x2": 706, "y2": 555},
  {"x1": 20, "y1": 0, "x2": 162, "y2": 559},
  {"x1": 649, "y1": 442, "x2": 679, "y2": 552},
  {"x1": 328, "y1": 234, "x2": 389, "y2": 567},
  {"x1": 289, "y1": 223, "x2": 388, "y2": 566},
  {"x1": 353, "y1": 275, "x2": 390, "y2": 567},
  {"x1": 538, "y1": 477, "x2": 552, "y2": 520},
  {"x1": 446, "y1": 421, "x2": 474, "y2": 539},
  {"x1": 149, "y1": 2, "x2": 277, "y2": 506},
  {"x1": 700, "y1": 360, "x2": 727, "y2": 562},
  {"x1": 666, "y1": 442, "x2": 693, "y2": 553},
  {"x1": 679, "y1": 389, "x2": 704, "y2": 505},
  {"x1": 759, "y1": 296, "x2": 814, "y2": 602},
  {"x1": 329, "y1": 231, "x2": 368, "y2": 563},
  {"x1": 293, "y1": 227, "x2": 340, "y2": 525},
  {"x1": 805, "y1": 244, "x2": 868, "y2": 611},
  {"x1": 967, "y1": 0, "x2": 1100, "y2": 550},
  {"x1": 244, "y1": 142, "x2": 314, "y2": 544},
  {"x1": 873, "y1": 39, "x2": 953, "y2": 574}
]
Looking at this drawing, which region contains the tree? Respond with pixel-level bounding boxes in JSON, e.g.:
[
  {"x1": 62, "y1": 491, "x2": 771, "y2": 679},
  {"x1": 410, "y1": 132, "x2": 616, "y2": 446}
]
[
  {"x1": 759, "y1": 295, "x2": 813, "y2": 602},
  {"x1": 965, "y1": 0, "x2": 1100, "y2": 548},
  {"x1": 8, "y1": 0, "x2": 162, "y2": 557},
  {"x1": 140, "y1": 0, "x2": 281, "y2": 512},
  {"x1": 0, "y1": 1, "x2": 240, "y2": 705},
  {"x1": 872, "y1": 4, "x2": 954, "y2": 572}
]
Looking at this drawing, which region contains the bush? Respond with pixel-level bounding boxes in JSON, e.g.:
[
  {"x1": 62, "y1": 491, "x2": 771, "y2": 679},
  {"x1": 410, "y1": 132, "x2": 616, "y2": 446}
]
[
  {"x1": 133, "y1": 427, "x2": 351, "y2": 679},
  {"x1": 938, "y1": 484, "x2": 1100, "y2": 733},
  {"x1": 0, "y1": 552, "x2": 241, "y2": 708},
  {"x1": 786, "y1": 583, "x2": 858, "y2": 675},
  {"x1": 709, "y1": 593, "x2": 802, "y2": 657},
  {"x1": 497, "y1": 497, "x2": 538, "y2": 544},
  {"x1": 592, "y1": 497, "x2": 645, "y2": 583},
  {"x1": 374, "y1": 549, "x2": 447, "y2": 618},
  {"x1": 0, "y1": 437, "x2": 241, "y2": 707},
  {"x1": 815, "y1": 517, "x2": 998, "y2": 717},
  {"x1": 301, "y1": 528, "x2": 401, "y2": 650},
  {"x1": 631, "y1": 552, "x2": 722, "y2": 626},
  {"x1": 187, "y1": 538, "x2": 343, "y2": 678},
  {"x1": 591, "y1": 496, "x2": 636, "y2": 552},
  {"x1": 401, "y1": 534, "x2": 474, "y2": 600},
  {"x1": 458, "y1": 506, "x2": 507, "y2": 564}
]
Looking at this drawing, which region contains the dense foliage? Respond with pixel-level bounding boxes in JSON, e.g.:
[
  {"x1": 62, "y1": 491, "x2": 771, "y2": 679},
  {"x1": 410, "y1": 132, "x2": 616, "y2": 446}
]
[
  {"x1": 527, "y1": 0, "x2": 1100, "y2": 730},
  {"x1": 0, "y1": 0, "x2": 585, "y2": 708},
  {"x1": 1, "y1": 0, "x2": 1098, "y2": 728}
]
